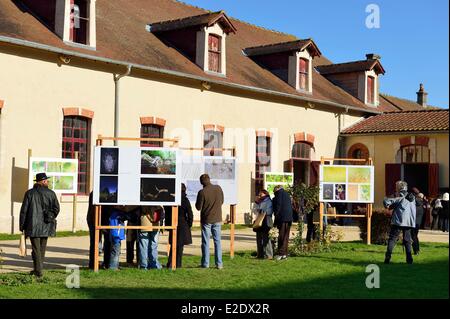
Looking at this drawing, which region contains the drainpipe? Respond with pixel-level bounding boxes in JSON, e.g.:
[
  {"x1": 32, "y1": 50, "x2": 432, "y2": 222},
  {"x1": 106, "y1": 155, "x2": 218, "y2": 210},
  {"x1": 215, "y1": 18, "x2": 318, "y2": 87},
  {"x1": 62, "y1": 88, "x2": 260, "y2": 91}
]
[{"x1": 113, "y1": 65, "x2": 132, "y2": 146}]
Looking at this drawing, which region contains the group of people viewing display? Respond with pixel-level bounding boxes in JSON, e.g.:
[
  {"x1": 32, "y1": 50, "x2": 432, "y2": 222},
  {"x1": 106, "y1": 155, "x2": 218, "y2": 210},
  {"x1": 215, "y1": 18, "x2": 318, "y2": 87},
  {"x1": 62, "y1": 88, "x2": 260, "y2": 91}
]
[
  {"x1": 19, "y1": 169, "x2": 450, "y2": 277},
  {"x1": 86, "y1": 173, "x2": 224, "y2": 271}
]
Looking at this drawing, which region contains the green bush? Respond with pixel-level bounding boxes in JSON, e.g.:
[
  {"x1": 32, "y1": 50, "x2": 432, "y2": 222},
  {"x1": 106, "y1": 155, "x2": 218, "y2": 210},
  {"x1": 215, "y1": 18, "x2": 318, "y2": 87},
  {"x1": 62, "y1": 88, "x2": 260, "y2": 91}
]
[
  {"x1": 358, "y1": 208, "x2": 392, "y2": 245},
  {"x1": 288, "y1": 221, "x2": 343, "y2": 256}
]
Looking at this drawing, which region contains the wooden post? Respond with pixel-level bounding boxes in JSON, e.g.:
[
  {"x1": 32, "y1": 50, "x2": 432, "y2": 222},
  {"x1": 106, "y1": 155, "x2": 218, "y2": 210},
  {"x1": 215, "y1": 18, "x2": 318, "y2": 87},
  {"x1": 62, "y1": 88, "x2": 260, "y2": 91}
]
[
  {"x1": 94, "y1": 205, "x2": 100, "y2": 272},
  {"x1": 171, "y1": 206, "x2": 178, "y2": 270},
  {"x1": 319, "y1": 156, "x2": 325, "y2": 235},
  {"x1": 72, "y1": 151, "x2": 79, "y2": 233},
  {"x1": 94, "y1": 137, "x2": 102, "y2": 272},
  {"x1": 367, "y1": 204, "x2": 372, "y2": 245},
  {"x1": 230, "y1": 205, "x2": 236, "y2": 259},
  {"x1": 230, "y1": 147, "x2": 236, "y2": 259},
  {"x1": 27, "y1": 149, "x2": 32, "y2": 171},
  {"x1": 367, "y1": 158, "x2": 373, "y2": 245}
]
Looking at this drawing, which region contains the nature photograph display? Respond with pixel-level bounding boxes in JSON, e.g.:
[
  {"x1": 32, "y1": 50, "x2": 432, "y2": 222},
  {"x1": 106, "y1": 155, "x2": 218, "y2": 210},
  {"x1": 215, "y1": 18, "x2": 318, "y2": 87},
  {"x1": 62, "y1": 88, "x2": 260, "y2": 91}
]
[
  {"x1": 265, "y1": 173, "x2": 293, "y2": 184},
  {"x1": 181, "y1": 155, "x2": 238, "y2": 205},
  {"x1": 347, "y1": 184, "x2": 359, "y2": 201},
  {"x1": 49, "y1": 176, "x2": 75, "y2": 191},
  {"x1": 100, "y1": 148, "x2": 119, "y2": 175},
  {"x1": 29, "y1": 157, "x2": 78, "y2": 194},
  {"x1": 359, "y1": 184, "x2": 371, "y2": 201},
  {"x1": 264, "y1": 172, "x2": 294, "y2": 197},
  {"x1": 323, "y1": 184, "x2": 334, "y2": 200},
  {"x1": 141, "y1": 150, "x2": 176, "y2": 175},
  {"x1": 141, "y1": 178, "x2": 176, "y2": 202},
  {"x1": 205, "y1": 158, "x2": 235, "y2": 180},
  {"x1": 99, "y1": 176, "x2": 118, "y2": 203},
  {"x1": 335, "y1": 184, "x2": 346, "y2": 200},
  {"x1": 322, "y1": 166, "x2": 347, "y2": 183},
  {"x1": 348, "y1": 167, "x2": 371, "y2": 183},
  {"x1": 319, "y1": 165, "x2": 374, "y2": 203},
  {"x1": 186, "y1": 180, "x2": 203, "y2": 203}
]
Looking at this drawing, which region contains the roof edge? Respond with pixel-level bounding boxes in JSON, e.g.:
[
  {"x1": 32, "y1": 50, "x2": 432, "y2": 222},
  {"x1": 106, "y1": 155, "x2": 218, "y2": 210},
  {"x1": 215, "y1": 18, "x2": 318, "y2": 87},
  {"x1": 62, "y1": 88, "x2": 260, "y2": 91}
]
[
  {"x1": 341, "y1": 129, "x2": 449, "y2": 136},
  {"x1": 0, "y1": 35, "x2": 381, "y2": 115}
]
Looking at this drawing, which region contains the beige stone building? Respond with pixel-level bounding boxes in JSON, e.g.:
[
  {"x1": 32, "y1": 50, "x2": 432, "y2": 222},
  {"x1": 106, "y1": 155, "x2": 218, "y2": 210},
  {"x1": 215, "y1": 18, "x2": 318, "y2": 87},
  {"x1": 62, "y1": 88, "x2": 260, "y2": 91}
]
[{"x1": 0, "y1": 0, "x2": 445, "y2": 233}]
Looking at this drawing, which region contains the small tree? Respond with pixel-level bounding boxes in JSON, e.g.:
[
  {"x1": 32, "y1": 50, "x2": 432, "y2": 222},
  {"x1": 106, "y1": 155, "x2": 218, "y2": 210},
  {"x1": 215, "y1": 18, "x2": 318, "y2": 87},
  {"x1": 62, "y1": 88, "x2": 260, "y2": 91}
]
[{"x1": 287, "y1": 183, "x2": 342, "y2": 255}]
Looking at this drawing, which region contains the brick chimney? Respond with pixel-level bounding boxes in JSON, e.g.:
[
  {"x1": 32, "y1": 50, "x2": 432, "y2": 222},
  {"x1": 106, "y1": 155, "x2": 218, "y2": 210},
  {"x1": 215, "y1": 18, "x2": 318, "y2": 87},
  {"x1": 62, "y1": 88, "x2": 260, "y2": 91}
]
[
  {"x1": 366, "y1": 53, "x2": 381, "y2": 60},
  {"x1": 416, "y1": 83, "x2": 428, "y2": 107}
]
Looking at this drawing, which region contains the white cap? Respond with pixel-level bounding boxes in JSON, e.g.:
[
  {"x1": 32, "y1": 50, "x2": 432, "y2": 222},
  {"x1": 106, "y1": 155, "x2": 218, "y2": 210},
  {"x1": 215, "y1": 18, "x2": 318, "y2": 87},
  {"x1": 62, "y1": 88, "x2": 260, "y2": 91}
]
[{"x1": 443, "y1": 193, "x2": 449, "y2": 201}]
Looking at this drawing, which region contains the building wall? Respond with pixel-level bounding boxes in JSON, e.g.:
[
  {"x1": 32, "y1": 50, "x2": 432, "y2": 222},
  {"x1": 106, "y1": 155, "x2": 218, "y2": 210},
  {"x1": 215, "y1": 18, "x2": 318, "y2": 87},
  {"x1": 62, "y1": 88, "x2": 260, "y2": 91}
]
[
  {"x1": 0, "y1": 48, "x2": 362, "y2": 233},
  {"x1": 345, "y1": 133, "x2": 449, "y2": 208}
]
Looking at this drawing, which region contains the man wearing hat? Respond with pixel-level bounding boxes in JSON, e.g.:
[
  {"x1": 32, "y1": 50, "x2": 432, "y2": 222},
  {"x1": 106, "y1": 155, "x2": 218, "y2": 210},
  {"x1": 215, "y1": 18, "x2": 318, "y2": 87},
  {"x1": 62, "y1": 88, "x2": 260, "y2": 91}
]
[{"x1": 20, "y1": 173, "x2": 60, "y2": 277}]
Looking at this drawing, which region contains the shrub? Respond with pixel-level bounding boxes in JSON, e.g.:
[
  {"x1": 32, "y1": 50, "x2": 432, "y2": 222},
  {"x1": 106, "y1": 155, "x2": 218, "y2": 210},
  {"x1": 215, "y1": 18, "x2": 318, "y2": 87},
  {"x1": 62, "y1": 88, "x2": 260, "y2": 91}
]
[
  {"x1": 358, "y1": 208, "x2": 392, "y2": 245},
  {"x1": 288, "y1": 221, "x2": 343, "y2": 256}
]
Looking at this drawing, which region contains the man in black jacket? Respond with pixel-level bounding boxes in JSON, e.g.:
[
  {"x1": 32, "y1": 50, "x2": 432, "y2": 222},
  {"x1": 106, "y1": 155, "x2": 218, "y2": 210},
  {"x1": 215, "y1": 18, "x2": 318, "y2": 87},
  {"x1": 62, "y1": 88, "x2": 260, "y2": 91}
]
[
  {"x1": 272, "y1": 185, "x2": 293, "y2": 260},
  {"x1": 20, "y1": 173, "x2": 60, "y2": 277}
]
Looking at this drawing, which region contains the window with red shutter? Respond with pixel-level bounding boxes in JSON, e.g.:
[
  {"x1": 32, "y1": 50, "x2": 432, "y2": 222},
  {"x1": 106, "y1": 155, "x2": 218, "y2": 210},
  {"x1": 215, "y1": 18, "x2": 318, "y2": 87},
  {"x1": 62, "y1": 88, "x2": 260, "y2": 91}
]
[
  {"x1": 141, "y1": 124, "x2": 164, "y2": 147},
  {"x1": 367, "y1": 76, "x2": 375, "y2": 104},
  {"x1": 299, "y1": 58, "x2": 309, "y2": 90},
  {"x1": 62, "y1": 116, "x2": 90, "y2": 194},
  {"x1": 255, "y1": 136, "x2": 271, "y2": 194},
  {"x1": 208, "y1": 34, "x2": 221, "y2": 73}
]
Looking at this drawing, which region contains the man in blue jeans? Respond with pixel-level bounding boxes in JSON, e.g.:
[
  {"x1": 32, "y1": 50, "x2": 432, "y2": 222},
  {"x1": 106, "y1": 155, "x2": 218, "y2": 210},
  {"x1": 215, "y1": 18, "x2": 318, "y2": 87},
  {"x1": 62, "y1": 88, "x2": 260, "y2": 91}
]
[
  {"x1": 195, "y1": 174, "x2": 224, "y2": 269},
  {"x1": 138, "y1": 206, "x2": 165, "y2": 270}
]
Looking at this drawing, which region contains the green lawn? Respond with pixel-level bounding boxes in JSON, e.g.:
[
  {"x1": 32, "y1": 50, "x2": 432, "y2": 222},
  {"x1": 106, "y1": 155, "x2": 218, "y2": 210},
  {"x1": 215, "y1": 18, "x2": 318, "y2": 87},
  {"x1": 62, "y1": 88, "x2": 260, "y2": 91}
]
[{"x1": 0, "y1": 242, "x2": 448, "y2": 299}]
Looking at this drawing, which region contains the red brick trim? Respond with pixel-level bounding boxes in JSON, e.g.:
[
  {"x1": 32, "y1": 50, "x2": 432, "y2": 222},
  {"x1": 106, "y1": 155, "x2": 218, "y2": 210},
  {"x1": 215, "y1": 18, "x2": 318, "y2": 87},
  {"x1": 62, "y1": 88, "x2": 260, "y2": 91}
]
[
  {"x1": 140, "y1": 116, "x2": 154, "y2": 125},
  {"x1": 0, "y1": 99, "x2": 4, "y2": 109},
  {"x1": 204, "y1": 124, "x2": 224, "y2": 132},
  {"x1": 63, "y1": 107, "x2": 94, "y2": 119},
  {"x1": 63, "y1": 107, "x2": 79, "y2": 117},
  {"x1": 399, "y1": 137, "x2": 412, "y2": 147},
  {"x1": 347, "y1": 143, "x2": 370, "y2": 159},
  {"x1": 294, "y1": 132, "x2": 315, "y2": 145},
  {"x1": 80, "y1": 108, "x2": 94, "y2": 119},
  {"x1": 155, "y1": 117, "x2": 166, "y2": 127},
  {"x1": 141, "y1": 116, "x2": 166, "y2": 126}
]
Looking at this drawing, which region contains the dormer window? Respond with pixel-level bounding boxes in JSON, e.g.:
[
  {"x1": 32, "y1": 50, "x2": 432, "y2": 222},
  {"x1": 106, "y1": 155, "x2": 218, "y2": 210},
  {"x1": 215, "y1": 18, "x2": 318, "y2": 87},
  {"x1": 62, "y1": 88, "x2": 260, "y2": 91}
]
[
  {"x1": 149, "y1": 11, "x2": 236, "y2": 77},
  {"x1": 316, "y1": 53, "x2": 385, "y2": 107},
  {"x1": 299, "y1": 58, "x2": 309, "y2": 91},
  {"x1": 244, "y1": 39, "x2": 321, "y2": 94},
  {"x1": 54, "y1": 0, "x2": 96, "y2": 48},
  {"x1": 208, "y1": 34, "x2": 221, "y2": 73}
]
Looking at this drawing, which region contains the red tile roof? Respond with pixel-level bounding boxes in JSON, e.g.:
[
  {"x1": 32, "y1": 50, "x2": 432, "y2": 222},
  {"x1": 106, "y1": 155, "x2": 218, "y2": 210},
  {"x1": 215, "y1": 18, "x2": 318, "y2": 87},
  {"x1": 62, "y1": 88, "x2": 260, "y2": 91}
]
[
  {"x1": 316, "y1": 59, "x2": 385, "y2": 75},
  {"x1": 341, "y1": 109, "x2": 449, "y2": 134},
  {"x1": 150, "y1": 10, "x2": 237, "y2": 34},
  {"x1": 244, "y1": 39, "x2": 321, "y2": 57},
  {"x1": 380, "y1": 94, "x2": 441, "y2": 111},
  {"x1": 0, "y1": 0, "x2": 379, "y2": 114}
]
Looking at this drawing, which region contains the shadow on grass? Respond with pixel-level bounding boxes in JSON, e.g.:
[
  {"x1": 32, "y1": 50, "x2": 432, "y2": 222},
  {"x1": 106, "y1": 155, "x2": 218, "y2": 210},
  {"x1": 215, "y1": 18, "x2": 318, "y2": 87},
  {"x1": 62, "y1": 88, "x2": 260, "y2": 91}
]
[{"x1": 69, "y1": 258, "x2": 449, "y2": 299}]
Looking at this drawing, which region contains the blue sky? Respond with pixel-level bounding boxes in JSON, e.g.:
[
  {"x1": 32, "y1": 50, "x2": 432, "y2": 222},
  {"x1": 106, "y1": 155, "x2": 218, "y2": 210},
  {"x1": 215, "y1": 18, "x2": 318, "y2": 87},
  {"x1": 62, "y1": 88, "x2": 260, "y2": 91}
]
[{"x1": 182, "y1": 0, "x2": 449, "y2": 108}]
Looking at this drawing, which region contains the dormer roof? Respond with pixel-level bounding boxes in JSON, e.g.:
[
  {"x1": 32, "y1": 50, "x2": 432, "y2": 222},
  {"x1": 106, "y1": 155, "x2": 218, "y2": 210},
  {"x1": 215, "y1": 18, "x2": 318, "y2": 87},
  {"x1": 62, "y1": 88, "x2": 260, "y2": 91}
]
[
  {"x1": 149, "y1": 10, "x2": 237, "y2": 34},
  {"x1": 244, "y1": 39, "x2": 321, "y2": 57},
  {"x1": 316, "y1": 59, "x2": 385, "y2": 75}
]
